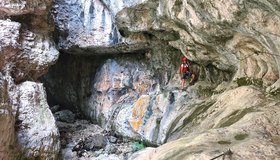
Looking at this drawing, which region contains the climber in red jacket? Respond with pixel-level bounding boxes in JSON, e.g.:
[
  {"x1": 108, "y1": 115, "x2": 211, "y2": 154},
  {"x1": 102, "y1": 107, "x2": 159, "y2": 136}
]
[{"x1": 180, "y1": 57, "x2": 195, "y2": 90}]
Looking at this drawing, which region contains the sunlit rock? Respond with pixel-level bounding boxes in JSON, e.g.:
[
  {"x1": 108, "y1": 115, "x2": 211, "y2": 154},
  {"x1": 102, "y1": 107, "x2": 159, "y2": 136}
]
[{"x1": 0, "y1": 20, "x2": 59, "y2": 83}]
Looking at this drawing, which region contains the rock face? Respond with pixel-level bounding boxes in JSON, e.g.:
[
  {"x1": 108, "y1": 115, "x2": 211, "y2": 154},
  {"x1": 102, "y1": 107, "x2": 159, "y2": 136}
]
[
  {"x1": 0, "y1": 74, "x2": 16, "y2": 160},
  {"x1": 1, "y1": 0, "x2": 279, "y2": 159},
  {"x1": 44, "y1": 1, "x2": 280, "y2": 159},
  {"x1": 0, "y1": 0, "x2": 53, "y2": 17},
  {"x1": 0, "y1": 19, "x2": 59, "y2": 83},
  {"x1": 52, "y1": 0, "x2": 121, "y2": 49},
  {"x1": 44, "y1": 45, "x2": 185, "y2": 143},
  {"x1": 115, "y1": 0, "x2": 280, "y2": 91},
  {"x1": 52, "y1": 0, "x2": 153, "y2": 55},
  {"x1": 17, "y1": 82, "x2": 60, "y2": 159},
  {"x1": 0, "y1": 0, "x2": 60, "y2": 159},
  {"x1": 131, "y1": 86, "x2": 280, "y2": 160}
]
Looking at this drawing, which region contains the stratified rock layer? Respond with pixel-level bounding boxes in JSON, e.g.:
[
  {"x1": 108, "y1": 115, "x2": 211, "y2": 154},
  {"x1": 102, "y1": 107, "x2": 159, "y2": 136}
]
[
  {"x1": 115, "y1": 0, "x2": 280, "y2": 90},
  {"x1": 130, "y1": 86, "x2": 280, "y2": 160}
]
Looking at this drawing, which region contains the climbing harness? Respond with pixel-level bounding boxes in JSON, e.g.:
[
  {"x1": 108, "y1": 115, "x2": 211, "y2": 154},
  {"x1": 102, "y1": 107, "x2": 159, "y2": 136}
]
[{"x1": 210, "y1": 149, "x2": 232, "y2": 160}]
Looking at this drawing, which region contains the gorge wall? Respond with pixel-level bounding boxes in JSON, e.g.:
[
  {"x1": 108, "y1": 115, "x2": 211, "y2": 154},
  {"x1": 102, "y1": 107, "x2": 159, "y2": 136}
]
[
  {"x1": 0, "y1": 0, "x2": 60, "y2": 159},
  {"x1": 1, "y1": 0, "x2": 280, "y2": 159}
]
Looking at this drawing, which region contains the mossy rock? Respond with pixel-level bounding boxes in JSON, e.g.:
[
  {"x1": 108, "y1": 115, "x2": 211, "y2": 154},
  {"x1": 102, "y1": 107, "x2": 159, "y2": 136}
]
[
  {"x1": 236, "y1": 77, "x2": 263, "y2": 88},
  {"x1": 172, "y1": 101, "x2": 215, "y2": 133},
  {"x1": 218, "y1": 108, "x2": 255, "y2": 128},
  {"x1": 132, "y1": 141, "x2": 146, "y2": 152},
  {"x1": 156, "y1": 117, "x2": 161, "y2": 125},
  {"x1": 234, "y1": 133, "x2": 249, "y2": 140},
  {"x1": 217, "y1": 140, "x2": 231, "y2": 145},
  {"x1": 198, "y1": 85, "x2": 215, "y2": 97},
  {"x1": 270, "y1": 88, "x2": 280, "y2": 97}
]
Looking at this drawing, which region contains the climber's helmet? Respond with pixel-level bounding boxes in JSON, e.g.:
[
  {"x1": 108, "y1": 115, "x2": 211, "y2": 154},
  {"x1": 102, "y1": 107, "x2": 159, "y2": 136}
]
[{"x1": 182, "y1": 57, "x2": 187, "y2": 61}]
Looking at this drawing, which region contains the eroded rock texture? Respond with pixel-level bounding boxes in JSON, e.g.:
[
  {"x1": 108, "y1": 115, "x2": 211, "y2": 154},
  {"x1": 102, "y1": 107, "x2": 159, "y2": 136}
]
[
  {"x1": 16, "y1": 82, "x2": 60, "y2": 159},
  {"x1": 0, "y1": 20, "x2": 59, "y2": 83},
  {"x1": 1, "y1": 0, "x2": 279, "y2": 159},
  {"x1": 45, "y1": 0, "x2": 280, "y2": 159},
  {"x1": 116, "y1": 0, "x2": 280, "y2": 90},
  {"x1": 0, "y1": 0, "x2": 60, "y2": 159},
  {"x1": 0, "y1": 74, "x2": 16, "y2": 160},
  {"x1": 52, "y1": 0, "x2": 120, "y2": 49},
  {"x1": 130, "y1": 86, "x2": 280, "y2": 160}
]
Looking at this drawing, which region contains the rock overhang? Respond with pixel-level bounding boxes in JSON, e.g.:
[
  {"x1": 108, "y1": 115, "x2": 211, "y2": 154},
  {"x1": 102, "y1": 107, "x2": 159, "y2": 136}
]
[{"x1": 61, "y1": 42, "x2": 152, "y2": 55}]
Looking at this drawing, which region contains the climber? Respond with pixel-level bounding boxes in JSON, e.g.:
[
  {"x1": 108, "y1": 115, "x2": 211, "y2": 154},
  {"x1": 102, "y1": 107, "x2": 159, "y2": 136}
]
[{"x1": 180, "y1": 57, "x2": 195, "y2": 90}]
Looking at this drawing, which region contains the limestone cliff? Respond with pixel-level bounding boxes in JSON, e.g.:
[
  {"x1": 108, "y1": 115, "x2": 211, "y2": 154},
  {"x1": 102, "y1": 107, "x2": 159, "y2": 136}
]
[
  {"x1": 45, "y1": 0, "x2": 280, "y2": 159},
  {"x1": 0, "y1": 0, "x2": 60, "y2": 159},
  {"x1": 1, "y1": 0, "x2": 280, "y2": 159}
]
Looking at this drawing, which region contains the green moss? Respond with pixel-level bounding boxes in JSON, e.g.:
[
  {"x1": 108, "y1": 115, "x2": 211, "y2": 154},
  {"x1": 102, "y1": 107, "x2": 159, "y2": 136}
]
[
  {"x1": 218, "y1": 140, "x2": 231, "y2": 145},
  {"x1": 236, "y1": 77, "x2": 263, "y2": 88},
  {"x1": 198, "y1": 85, "x2": 215, "y2": 97},
  {"x1": 219, "y1": 108, "x2": 255, "y2": 128},
  {"x1": 187, "y1": 102, "x2": 214, "y2": 123},
  {"x1": 270, "y1": 88, "x2": 280, "y2": 97},
  {"x1": 166, "y1": 112, "x2": 187, "y2": 138},
  {"x1": 173, "y1": 101, "x2": 215, "y2": 133},
  {"x1": 132, "y1": 141, "x2": 146, "y2": 152},
  {"x1": 156, "y1": 118, "x2": 161, "y2": 125},
  {"x1": 234, "y1": 133, "x2": 249, "y2": 140}
]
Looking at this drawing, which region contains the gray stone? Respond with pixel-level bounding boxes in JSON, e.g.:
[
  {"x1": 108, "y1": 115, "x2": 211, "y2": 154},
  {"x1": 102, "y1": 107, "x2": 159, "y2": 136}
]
[
  {"x1": 0, "y1": 0, "x2": 52, "y2": 17},
  {"x1": 17, "y1": 82, "x2": 60, "y2": 159},
  {"x1": 0, "y1": 19, "x2": 59, "y2": 83},
  {"x1": 55, "y1": 109, "x2": 75, "y2": 123},
  {"x1": 109, "y1": 136, "x2": 118, "y2": 143},
  {"x1": 50, "y1": 105, "x2": 61, "y2": 113},
  {"x1": 84, "y1": 134, "x2": 107, "y2": 150},
  {"x1": 104, "y1": 144, "x2": 118, "y2": 154},
  {"x1": 52, "y1": 0, "x2": 121, "y2": 50},
  {"x1": 42, "y1": 0, "x2": 280, "y2": 159},
  {"x1": 130, "y1": 86, "x2": 280, "y2": 160}
]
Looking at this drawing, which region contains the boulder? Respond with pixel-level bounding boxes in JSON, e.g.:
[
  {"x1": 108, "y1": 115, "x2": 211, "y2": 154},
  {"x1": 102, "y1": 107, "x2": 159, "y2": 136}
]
[
  {"x1": 54, "y1": 109, "x2": 76, "y2": 123},
  {"x1": 16, "y1": 81, "x2": 60, "y2": 159},
  {"x1": 0, "y1": 19, "x2": 59, "y2": 83},
  {"x1": 83, "y1": 134, "x2": 107, "y2": 150},
  {"x1": 50, "y1": 104, "x2": 61, "y2": 113}
]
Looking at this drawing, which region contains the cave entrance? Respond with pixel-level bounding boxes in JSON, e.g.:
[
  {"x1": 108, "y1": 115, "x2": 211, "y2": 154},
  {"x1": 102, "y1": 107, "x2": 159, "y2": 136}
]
[
  {"x1": 41, "y1": 48, "x2": 174, "y2": 158},
  {"x1": 42, "y1": 50, "x2": 149, "y2": 118}
]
